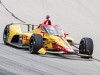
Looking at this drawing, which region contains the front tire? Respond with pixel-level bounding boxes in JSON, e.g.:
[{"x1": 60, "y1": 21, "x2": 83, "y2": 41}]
[
  {"x1": 79, "y1": 38, "x2": 93, "y2": 58},
  {"x1": 29, "y1": 34, "x2": 43, "y2": 54}
]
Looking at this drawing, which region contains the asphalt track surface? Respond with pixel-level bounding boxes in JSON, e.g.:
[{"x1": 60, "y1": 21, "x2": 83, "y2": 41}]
[{"x1": 0, "y1": 0, "x2": 100, "y2": 75}]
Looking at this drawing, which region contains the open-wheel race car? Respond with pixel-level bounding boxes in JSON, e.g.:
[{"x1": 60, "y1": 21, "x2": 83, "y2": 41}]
[{"x1": 3, "y1": 17, "x2": 94, "y2": 59}]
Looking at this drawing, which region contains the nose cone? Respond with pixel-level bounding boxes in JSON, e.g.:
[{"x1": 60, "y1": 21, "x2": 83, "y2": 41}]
[{"x1": 50, "y1": 35, "x2": 75, "y2": 53}]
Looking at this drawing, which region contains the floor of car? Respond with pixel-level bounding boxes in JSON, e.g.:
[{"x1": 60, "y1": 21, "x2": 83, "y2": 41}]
[{"x1": 10, "y1": 42, "x2": 29, "y2": 49}]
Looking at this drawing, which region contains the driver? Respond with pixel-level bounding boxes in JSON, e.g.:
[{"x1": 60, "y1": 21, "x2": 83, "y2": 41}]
[
  {"x1": 42, "y1": 15, "x2": 52, "y2": 25},
  {"x1": 38, "y1": 15, "x2": 52, "y2": 28}
]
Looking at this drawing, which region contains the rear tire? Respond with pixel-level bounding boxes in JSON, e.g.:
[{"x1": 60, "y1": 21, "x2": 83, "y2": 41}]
[
  {"x1": 79, "y1": 38, "x2": 93, "y2": 58},
  {"x1": 29, "y1": 34, "x2": 43, "y2": 54},
  {"x1": 3, "y1": 25, "x2": 9, "y2": 45}
]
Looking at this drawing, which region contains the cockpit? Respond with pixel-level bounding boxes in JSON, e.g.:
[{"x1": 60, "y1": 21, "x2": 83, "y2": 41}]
[{"x1": 41, "y1": 25, "x2": 63, "y2": 36}]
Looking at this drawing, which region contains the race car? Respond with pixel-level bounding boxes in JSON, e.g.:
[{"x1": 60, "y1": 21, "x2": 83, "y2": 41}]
[{"x1": 3, "y1": 18, "x2": 94, "y2": 59}]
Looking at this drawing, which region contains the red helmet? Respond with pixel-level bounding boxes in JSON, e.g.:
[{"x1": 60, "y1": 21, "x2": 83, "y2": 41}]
[{"x1": 46, "y1": 15, "x2": 50, "y2": 19}]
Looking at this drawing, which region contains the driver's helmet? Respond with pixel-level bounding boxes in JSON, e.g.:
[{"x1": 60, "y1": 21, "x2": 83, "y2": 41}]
[{"x1": 46, "y1": 15, "x2": 50, "y2": 19}]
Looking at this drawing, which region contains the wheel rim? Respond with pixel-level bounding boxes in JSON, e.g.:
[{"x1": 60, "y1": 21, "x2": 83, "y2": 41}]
[
  {"x1": 79, "y1": 40, "x2": 86, "y2": 54},
  {"x1": 30, "y1": 37, "x2": 35, "y2": 53},
  {"x1": 3, "y1": 27, "x2": 8, "y2": 42},
  {"x1": 4, "y1": 34, "x2": 7, "y2": 40}
]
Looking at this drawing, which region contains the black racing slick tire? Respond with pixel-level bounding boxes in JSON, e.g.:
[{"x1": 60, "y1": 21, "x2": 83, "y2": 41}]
[
  {"x1": 29, "y1": 34, "x2": 43, "y2": 54},
  {"x1": 79, "y1": 38, "x2": 94, "y2": 58},
  {"x1": 3, "y1": 25, "x2": 9, "y2": 45}
]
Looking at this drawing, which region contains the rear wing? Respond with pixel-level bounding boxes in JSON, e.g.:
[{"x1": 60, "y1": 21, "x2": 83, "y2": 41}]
[{"x1": 10, "y1": 22, "x2": 39, "y2": 31}]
